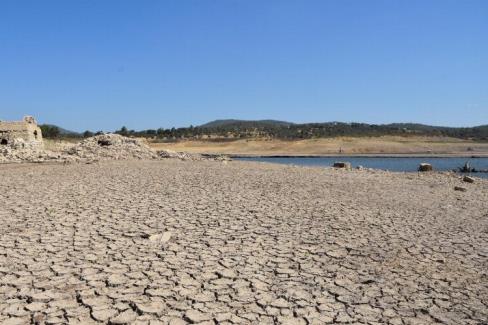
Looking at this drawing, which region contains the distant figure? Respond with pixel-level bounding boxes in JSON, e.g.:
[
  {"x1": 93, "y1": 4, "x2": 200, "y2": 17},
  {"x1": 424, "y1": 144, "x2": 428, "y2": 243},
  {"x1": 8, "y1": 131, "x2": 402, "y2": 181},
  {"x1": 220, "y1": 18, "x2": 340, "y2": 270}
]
[
  {"x1": 339, "y1": 147, "x2": 343, "y2": 154},
  {"x1": 460, "y1": 161, "x2": 475, "y2": 173}
]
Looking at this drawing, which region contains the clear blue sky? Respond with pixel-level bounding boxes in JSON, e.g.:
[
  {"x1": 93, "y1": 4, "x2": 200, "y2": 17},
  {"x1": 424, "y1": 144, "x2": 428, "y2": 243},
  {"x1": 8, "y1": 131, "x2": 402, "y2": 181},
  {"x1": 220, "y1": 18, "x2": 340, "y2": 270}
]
[{"x1": 1, "y1": 0, "x2": 487, "y2": 131}]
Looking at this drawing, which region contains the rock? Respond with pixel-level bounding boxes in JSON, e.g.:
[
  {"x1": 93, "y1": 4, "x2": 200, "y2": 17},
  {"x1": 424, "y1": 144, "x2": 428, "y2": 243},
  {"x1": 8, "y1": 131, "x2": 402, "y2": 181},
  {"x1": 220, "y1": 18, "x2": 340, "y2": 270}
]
[
  {"x1": 463, "y1": 176, "x2": 475, "y2": 183},
  {"x1": 158, "y1": 150, "x2": 230, "y2": 162},
  {"x1": 333, "y1": 162, "x2": 351, "y2": 169},
  {"x1": 0, "y1": 132, "x2": 228, "y2": 164},
  {"x1": 454, "y1": 186, "x2": 467, "y2": 192},
  {"x1": 148, "y1": 232, "x2": 172, "y2": 243},
  {"x1": 0, "y1": 133, "x2": 157, "y2": 164},
  {"x1": 65, "y1": 134, "x2": 157, "y2": 161},
  {"x1": 160, "y1": 232, "x2": 172, "y2": 243},
  {"x1": 418, "y1": 163, "x2": 433, "y2": 172},
  {"x1": 158, "y1": 149, "x2": 202, "y2": 161}
]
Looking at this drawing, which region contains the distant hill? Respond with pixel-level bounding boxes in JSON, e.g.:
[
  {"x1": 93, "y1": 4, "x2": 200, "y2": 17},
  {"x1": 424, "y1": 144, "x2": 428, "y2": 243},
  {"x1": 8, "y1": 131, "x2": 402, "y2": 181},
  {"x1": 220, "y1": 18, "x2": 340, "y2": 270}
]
[
  {"x1": 40, "y1": 120, "x2": 488, "y2": 141},
  {"x1": 39, "y1": 124, "x2": 81, "y2": 138},
  {"x1": 200, "y1": 119, "x2": 294, "y2": 128},
  {"x1": 191, "y1": 120, "x2": 488, "y2": 140}
]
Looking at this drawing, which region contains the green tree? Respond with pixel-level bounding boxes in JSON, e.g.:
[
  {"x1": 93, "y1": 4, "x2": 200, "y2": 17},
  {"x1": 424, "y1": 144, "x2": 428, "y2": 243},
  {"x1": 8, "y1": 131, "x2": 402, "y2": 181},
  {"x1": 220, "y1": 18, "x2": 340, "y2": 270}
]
[
  {"x1": 116, "y1": 126, "x2": 128, "y2": 135},
  {"x1": 40, "y1": 125, "x2": 60, "y2": 138}
]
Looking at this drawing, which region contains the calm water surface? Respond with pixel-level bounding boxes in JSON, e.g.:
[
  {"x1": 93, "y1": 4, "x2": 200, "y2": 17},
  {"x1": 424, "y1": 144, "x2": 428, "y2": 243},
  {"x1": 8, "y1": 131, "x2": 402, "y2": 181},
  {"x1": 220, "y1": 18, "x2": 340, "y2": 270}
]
[{"x1": 237, "y1": 157, "x2": 488, "y2": 179}]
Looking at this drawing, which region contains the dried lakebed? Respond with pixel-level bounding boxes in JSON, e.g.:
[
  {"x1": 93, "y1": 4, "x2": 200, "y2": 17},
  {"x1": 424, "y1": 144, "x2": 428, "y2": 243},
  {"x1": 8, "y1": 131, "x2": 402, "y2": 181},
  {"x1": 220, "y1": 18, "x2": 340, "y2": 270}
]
[{"x1": 0, "y1": 160, "x2": 487, "y2": 325}]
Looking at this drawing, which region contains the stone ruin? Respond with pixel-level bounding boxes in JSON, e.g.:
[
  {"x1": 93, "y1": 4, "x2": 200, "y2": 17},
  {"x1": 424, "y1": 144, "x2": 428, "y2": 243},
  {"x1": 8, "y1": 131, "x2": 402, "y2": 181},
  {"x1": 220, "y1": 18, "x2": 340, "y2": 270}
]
[
  {"x1": 0, "y1": 117, "x2": 230, "y2": 163},
  {"x1": 0, "y1": 116, "x2": 43, "y2": 149}
]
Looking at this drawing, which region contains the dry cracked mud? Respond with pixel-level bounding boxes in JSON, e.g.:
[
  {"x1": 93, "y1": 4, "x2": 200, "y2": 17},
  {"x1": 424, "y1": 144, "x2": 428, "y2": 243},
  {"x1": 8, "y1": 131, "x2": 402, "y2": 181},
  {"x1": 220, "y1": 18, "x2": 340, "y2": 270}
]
[{"x1": 0, "y1": 160, "x2": 487, "y2": 324}]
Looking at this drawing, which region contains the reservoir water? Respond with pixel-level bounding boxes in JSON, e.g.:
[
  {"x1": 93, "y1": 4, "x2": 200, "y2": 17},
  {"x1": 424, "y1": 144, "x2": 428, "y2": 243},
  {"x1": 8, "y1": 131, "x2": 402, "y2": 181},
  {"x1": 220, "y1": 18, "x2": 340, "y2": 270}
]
[{"x1": 236, "y1": 156, "x2": 488, "y2": 179}]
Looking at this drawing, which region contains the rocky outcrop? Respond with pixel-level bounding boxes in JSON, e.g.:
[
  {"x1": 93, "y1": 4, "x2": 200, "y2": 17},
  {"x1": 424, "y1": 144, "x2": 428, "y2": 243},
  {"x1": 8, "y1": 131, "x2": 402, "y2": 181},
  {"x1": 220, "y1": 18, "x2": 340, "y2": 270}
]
[
  {"x1": 64, "y1": 134, "x2": 158, "y2": 161},
  {"x1": 0, "y1": 145, "x2": 73, "y2": 164},
  {"x1": 1, "y1": 133, "x2": 231, "y2": 164}
]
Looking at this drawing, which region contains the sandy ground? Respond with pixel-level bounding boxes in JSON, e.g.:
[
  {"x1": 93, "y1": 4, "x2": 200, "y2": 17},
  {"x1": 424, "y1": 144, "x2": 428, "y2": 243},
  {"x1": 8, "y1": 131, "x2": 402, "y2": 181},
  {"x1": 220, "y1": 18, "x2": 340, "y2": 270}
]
[
  {"x1": 149, "y1": 136, "x2": 488, "y2": 156},
  {"x1": 0, "y1": 160, "x2": 487, "y2": 324}
]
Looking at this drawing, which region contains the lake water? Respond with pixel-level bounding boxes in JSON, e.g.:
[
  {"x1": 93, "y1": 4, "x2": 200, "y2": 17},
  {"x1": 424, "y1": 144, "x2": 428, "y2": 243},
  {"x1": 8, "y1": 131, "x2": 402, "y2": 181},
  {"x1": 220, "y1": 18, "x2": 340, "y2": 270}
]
[{"x1": 237, "y1": 156, "x2": 488, "y2": 179}]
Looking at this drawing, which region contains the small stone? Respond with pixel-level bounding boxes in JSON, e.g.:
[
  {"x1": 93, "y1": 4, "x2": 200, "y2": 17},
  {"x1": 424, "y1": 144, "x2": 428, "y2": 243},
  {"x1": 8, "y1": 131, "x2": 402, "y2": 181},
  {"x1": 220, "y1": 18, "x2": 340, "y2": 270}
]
[
  {"x1": 454, "y1": 186, "x2": 467, "y2": 192},
  {"x1": 148, "y1": 232, "x2": 172, "y2": 243},
  {"x1": 463, "y1": 176, "x2": 475, "y2": 183}
]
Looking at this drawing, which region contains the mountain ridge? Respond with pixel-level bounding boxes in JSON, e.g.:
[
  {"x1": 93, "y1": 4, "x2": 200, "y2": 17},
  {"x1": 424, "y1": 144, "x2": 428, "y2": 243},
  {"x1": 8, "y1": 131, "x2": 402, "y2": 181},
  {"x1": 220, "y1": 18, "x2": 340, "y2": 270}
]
[
  {"x1": 200, "y1": 119, "x2": 294, "y2": 128},
  {"x1": 200, "y1": 119, "x2": 488, "y2": 130}
]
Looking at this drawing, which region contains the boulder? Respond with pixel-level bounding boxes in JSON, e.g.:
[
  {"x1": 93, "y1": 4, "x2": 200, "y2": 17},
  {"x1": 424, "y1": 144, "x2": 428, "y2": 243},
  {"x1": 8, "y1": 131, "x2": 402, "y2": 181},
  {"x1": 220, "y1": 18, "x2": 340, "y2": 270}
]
[
  {"x1": 418, "y1": 163, "x2": 433, "y2": 172},
  {"x1": 333, "y1": 162, "x2": 352, "y2": 169}
]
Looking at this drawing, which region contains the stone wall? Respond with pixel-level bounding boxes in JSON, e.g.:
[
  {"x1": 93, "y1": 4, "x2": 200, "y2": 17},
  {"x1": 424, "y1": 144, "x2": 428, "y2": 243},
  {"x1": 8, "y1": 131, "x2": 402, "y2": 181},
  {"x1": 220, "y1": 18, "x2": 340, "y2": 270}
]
[{"x1": 0, "y1": 116, "x2": 43, "y2": 148}]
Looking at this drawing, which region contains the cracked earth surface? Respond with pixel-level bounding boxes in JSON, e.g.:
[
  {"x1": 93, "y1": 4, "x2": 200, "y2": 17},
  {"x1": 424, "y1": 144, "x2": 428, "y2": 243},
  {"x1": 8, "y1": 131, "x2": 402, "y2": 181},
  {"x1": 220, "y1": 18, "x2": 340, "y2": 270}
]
[{"x1": 0, "y1": 160, "x2": 487, "y2": 324}]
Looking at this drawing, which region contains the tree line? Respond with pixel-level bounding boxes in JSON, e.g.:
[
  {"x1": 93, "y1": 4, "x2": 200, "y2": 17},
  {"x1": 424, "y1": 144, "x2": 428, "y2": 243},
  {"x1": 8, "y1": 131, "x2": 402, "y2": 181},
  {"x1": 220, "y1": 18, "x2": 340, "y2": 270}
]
[{"x1": 40, "y1": 122, "x2": 488, "y2": 141}]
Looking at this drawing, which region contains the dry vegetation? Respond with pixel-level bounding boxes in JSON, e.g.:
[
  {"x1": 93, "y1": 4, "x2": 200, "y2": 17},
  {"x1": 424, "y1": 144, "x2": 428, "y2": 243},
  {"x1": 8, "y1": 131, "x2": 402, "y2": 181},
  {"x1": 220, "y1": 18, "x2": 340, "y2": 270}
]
[{"x1": 149, "y1": 136, "x2": 488, "y2": 156}]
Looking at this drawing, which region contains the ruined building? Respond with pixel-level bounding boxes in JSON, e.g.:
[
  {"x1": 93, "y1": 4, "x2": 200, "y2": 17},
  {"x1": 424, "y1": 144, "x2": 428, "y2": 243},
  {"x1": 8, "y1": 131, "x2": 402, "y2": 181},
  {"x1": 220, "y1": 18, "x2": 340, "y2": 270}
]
[{"x1": 0, "y1": 116, "x2": 43, "y2": 148}]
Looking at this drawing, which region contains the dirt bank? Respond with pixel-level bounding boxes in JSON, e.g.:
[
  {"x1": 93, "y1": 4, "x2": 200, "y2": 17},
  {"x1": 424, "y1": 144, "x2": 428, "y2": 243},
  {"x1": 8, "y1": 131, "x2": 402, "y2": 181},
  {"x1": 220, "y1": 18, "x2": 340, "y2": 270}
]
[{"x1": 149, "y1": 136, "x2": 488, "y2": 157}]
